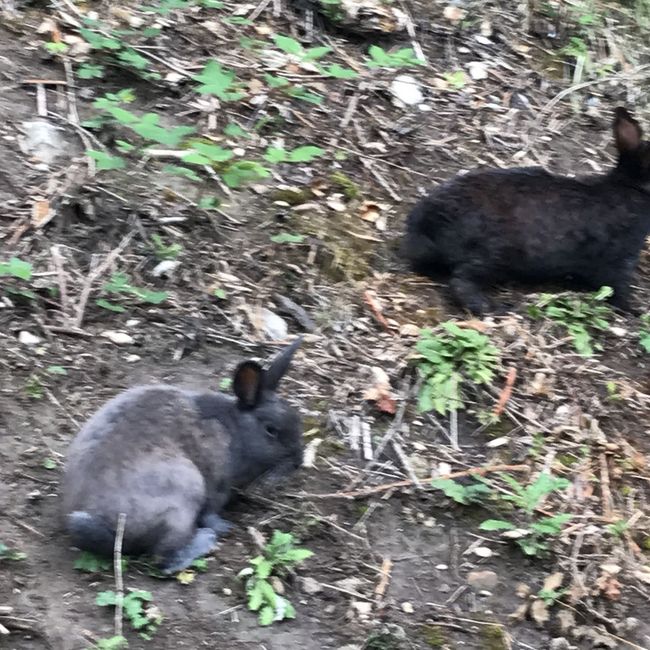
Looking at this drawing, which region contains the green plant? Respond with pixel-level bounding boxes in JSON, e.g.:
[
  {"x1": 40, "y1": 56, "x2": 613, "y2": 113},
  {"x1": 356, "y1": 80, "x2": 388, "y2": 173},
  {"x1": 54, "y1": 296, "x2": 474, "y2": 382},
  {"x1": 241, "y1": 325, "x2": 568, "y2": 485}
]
[
  {"x1": 415, "y1": 322, "x2": 500, "y2": 415},
  {"x1": 151, "y1": 234, "x2": 182, "y2": 261},
  {"x1": 271, "y1": 233, "x2": 305, "y2": 244},
  {"x1": 97, "y1": 590, "x2": 162, "y2": 640},
  {"x1": 430, "y1": 477, "x2": 492, "y2": 505},
  {"x1": 443, "y1": 70, "x2": 468, "y2": 89},
  {"x1": 640, "y1": 314, "x2": 650, "y2": 353},
  {"x1": 0, "y1": 542, "x2": 26, "y2": 561},
  {"x1": 366, "y1": 45, "x2": 424, "y2": 69},
  {"x1": 528, "y1": 287, "x2": 613, "y2": 356},
  {"x1": 74, "y1": 551, "x2": 129, "y2": 573},
  {"x1": 480, "y1": 472, "x2": 572, "y2": 556},
  {"x1": 193, "y1": 60, "x2": 245, "y2": 101},
  {"x1": 24, "y1": 375, "x2": 44, "y2": 399},
  {"x1": 78, "y1": 17, "x2": 162, "y2": 81},
  {"x1": 238, "y1": 530, "x2": 313, "y2": 626},
  {"x1": 0, "y1": 257, "x2": 32, "y2": 280},
  {"x1": 606, "y1": 519, "x2": 629, "y2": 538},
  {"x1": 265, "y1": 145, "x2": 325, "y2": 164},
  {"x1": 96, "y1": 272, "x2": 168, "y2": 312},
  {"x1": 93, "y1": 636, "x2": 128, "y2": 650},
  {"x1": 537, "y1": 586, "x2": 567, "y2": 606}
]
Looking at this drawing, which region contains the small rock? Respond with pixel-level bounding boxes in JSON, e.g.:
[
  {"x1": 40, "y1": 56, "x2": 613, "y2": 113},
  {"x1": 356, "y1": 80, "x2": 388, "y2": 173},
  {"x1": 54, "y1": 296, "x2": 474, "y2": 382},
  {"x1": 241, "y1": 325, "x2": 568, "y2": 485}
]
[
  {"x1": 472, "y1": 546, "x2": 493, "y2": 558},
  {"x1": 101, "y1": 331, "x2": 135, "y2": 345},
  {"x1": 261, "y1": 308, "x2": 288, "y2": 341},
  {"x1": 549, "y1": 638, "x2": 571, "y2": 650},
  {"x1": 467, "y1": 61, "x2": 489, "y2": 80},
  {"x1": 222, "y1": 587, "x2": 232, "y2": 596},
  {"x1": 466, "y1": 570, "x2": 499, "y2": 591},
  {"x1": 125, "y1": 354, "x2": 141, "y2": 363},
  {"x1": 335, "y1": 577, "x2": 363, "y2": 591},
  {"x1": 27, "y1": 489, "x2": 42, "y2": 501},
  {"x1": 269, "y1": 576, "x2": 284, "y2": 594},
  {"x1": 622, "y1": 617, "x2": 639, "y2": 632},
  {"x1": 486, "y1": 436, "x2": 509, "y2": 448},
  {"x1": 401, "y1": 602, "x2": 414, "y2": 614},
  {"x1": 151, "y1": 260, "x2": 180, "y2": 277},
  {"x1": 443, "y1": 5, "x2": 467, "y2": 22},
  {"x1": 18, "y1": 331, "x2": 41, "y2": 346},
  {"x1": 390, "y1": 74, "x2": 424, "y2": 106},
  {"x1": 609, "y1": 326, "x2": 627, "y2": 337},
  {"x1": 399, "y1": 323, "x2": 420, "y2": 337},
  {"x1": 299, "y1": 576, "x2": 323, "y2": 595},
  {"x1": 435, "y1": 564, "x2": 448, "y2": 571},
  {"x1": 437, "y1": 583, "x2": 451, "y2": 593},
  {"x1": 126, "y1": 319, "x2": 140, "y2": 327},
  {"x1": 20, "y1": 119, "x2": 70, "y2": 165},
  {"x1": 352, "y1": 600, "x2": 372, "y2": 617}
]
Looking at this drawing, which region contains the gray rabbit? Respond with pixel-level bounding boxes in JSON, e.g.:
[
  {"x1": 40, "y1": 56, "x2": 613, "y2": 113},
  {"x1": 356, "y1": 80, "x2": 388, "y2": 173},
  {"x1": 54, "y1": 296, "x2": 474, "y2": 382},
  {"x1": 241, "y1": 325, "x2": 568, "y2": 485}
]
[{"x1": 62, "y1": 338, "x2": 304, "y2": 574}]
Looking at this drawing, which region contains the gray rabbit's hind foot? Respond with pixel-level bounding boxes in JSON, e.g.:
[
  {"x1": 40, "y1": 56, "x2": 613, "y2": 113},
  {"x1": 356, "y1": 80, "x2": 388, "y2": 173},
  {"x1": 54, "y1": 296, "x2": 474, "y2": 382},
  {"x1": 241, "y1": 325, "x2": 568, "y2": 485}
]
[
  {"x1": 67, "y1": 511, "x2": 115, "y2": 556},
  {"x1": 159, "y1": 527, "x2": 217, "y2": 575},
  {"x1": 200, "y1": 512, "x2": 233, "y2": 535}
]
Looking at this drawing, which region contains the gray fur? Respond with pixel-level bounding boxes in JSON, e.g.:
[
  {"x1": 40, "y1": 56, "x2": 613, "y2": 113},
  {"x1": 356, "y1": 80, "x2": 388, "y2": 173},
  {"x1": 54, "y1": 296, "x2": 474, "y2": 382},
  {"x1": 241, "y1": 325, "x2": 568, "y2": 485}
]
[{"x1": 62, "y1": 340, "x2": 303, "y2": 573}]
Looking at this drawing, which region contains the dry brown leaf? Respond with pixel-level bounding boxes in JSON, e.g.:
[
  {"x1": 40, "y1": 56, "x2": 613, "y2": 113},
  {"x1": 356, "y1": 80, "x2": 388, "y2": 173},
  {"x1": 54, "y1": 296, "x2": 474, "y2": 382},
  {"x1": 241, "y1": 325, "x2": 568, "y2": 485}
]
[
  {"x1": 399, "y1": 323, "x2": 420, "y2": 337},
  {"x1": 326, "y1": 194, "x2": 347, "y2": 212},
  {"x1": 32, "y1": 199, "x2": 54, "y2": 228},
  {"x1": 455, "y1": 319, "x2": 488, "y2": 332},
  {"x1": 595, "y1": 565, "x2": 622, "y2": 600},
  {"x1": 248, "y1": 78, "x2": 265, "y2": 95},
  {"x1": 526, "y1": 372, "x2": 555, "y2": 398},
  {"x1": 359, "y1": 201, "x2": 388, "y2": 231},
  {"x1": 542, "y1": 572, "x2": 564, "y2": 592},
  {"x1": 509, "y1": 601, "x2": 529, "y2": 622},
  {"x1": 363, "y1": 366, "x2": 397, "y2": 415},
  {"x1": 530, "y1": 599, "x2": 550, "y2": 626}
]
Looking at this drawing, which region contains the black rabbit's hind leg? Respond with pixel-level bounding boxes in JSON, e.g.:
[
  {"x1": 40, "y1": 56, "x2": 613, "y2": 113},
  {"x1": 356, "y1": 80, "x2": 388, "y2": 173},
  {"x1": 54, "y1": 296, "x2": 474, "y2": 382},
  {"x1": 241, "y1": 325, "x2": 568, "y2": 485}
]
[
  {"x1": 449, "y1": 266, "x2": 492, "y2": 315},
  {"x1": 589, "y1": 263, "x2": 638, "y2": 315}
]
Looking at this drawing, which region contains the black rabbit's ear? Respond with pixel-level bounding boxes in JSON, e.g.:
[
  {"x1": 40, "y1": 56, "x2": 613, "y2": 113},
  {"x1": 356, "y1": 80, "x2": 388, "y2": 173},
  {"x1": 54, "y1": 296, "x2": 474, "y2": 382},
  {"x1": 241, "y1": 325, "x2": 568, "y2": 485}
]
[
  {"x1": 264, "y1": 336, "x2": 303, "y2": 391},
  {"x1": 614, "y1": 107, "x2": 643, "y2": 152},
  {"x1": 233, "y1": 361, "x2": 264, "y2": 408}
]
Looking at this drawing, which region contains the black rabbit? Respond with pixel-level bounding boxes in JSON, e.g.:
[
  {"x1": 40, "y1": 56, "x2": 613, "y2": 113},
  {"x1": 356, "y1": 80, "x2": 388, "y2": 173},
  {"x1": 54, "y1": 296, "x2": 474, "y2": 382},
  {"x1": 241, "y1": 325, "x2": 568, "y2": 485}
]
[
  {"x1": 62, "y1": 338, "x2": 303, "y2": 574},
  {"x1": 403, "y1": 107, "x2": 650, "y2": 314}
]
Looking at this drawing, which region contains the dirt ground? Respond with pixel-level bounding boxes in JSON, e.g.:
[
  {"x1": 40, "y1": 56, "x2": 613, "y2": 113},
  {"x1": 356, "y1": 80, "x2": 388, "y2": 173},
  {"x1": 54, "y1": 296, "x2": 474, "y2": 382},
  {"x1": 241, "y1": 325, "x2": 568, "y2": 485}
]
[{"x1": 2, "y1": 1, "x2": 650, "y2": 649}]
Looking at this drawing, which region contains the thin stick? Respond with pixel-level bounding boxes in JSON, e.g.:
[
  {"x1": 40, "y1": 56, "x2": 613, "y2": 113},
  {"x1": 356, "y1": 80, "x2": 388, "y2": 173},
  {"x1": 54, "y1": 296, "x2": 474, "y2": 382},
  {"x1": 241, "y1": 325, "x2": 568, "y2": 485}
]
[
  {"x1": 248, "y1": 0, "x2": 272, "y2": 21},
  {"x1": 292, "y1": 464, "x2": 529, "y2": 499},
  {"x1": 114, "y1": 513, "x2": 126, "y2": 641},
  {"x1": 449, "y1": 409, "x2": 459, "y2": 451},
  {"x1": 74, "y1": 234, "x2": 132, "y2": 328},
  {"x1": 50, "y1": 245, "x2": 70, "y2": 321},
  {"x1": 599, "y1": 453, "x2": 614, "y2": 521},
  {"x1": 493, "y1": 367, "x2": 517, "y2": 417},
  {"x1": 374, "y1": 557, "x2": 393, "y2": 602}
]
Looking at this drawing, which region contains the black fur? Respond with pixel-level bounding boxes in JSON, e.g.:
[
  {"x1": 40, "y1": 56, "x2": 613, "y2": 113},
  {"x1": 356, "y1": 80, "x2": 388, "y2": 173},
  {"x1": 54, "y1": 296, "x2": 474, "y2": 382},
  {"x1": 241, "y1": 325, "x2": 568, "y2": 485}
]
[
  {"x1": 62, "y1": 339, "x2": 303, "y2": 574},
  {"x1": 403, "y1": 107, "x2": 650, "y2": 314}
]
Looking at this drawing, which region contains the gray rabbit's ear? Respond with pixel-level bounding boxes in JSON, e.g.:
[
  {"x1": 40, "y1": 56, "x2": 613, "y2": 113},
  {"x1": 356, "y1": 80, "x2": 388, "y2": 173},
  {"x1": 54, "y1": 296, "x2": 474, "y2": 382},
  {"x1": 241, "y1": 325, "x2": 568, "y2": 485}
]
[
  {"x1": 264, "y1": 336, "x2": 303, "y2": 391},
  {"x1": 614, "y1": 107, "x2": 642, "y2": 152},
  {"x1": 233, "y1": 361, "x2": 264, "y2": 408}
]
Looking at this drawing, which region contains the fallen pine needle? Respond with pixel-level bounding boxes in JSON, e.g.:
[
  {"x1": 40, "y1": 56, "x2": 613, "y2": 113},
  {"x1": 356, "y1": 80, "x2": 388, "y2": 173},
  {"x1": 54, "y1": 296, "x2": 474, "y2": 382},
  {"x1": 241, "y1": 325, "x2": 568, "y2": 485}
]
[
  {"x1": 363, "y1": 290, "x2": 391, "y2": 332},
  {"x1": 493, "y1": 366, "x2": 517, "y2": 417}
]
